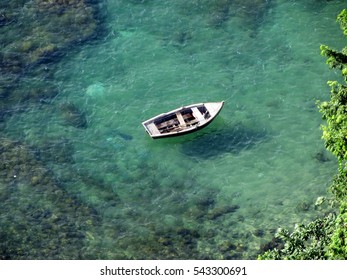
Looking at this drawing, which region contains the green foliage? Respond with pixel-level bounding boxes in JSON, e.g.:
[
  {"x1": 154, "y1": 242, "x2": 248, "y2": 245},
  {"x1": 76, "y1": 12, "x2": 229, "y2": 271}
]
[
  {"x1": 319, "y1": 9, "x2": 347, "y2": 163},
  {"x1": 318, "y1": 10, "x2": 347, "y2": 260},
  {"x1": 258, "y1": 215, "x2": 336, "y2": 260},
  {"x1": 318, "y1": 81, "x2": 347, "y2": 161},
  {"x1": 320, "y1": 45, "x2": 347, "y2": 70},
  {"x1": 337, "y1": 9, "x2": 347, "y2": 36},
  {"x1": 330, "y1": 172, "x2": 347, "y2": 202},
  {"x1": 327, "y1": 203, "x2": 347, "y2": 259},
  {"x1": 320, "y1": 9, "x2": 347, "y2": 72},
  {"x1": 327, "y1": 175, "x2": 347, "y2": 259}
]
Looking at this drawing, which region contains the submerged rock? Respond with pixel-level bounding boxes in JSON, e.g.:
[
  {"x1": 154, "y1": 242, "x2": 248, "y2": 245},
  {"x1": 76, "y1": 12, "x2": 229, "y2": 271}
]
[
  {"x1": 59, "y1": 102, "x2": 87, "y2": 128},
  {"x1": 207, "y1": 205, "x2": 240, "y2": 220},
  {"x1": 0, "y1": 137, "x2": 99, "y2": 259},
  {"x1": 1, "y1": 0, "x2": 100, "y2": 71},
  {"x1": 259, "y1": 237, "x2": 284, "y2": 254},
  {"x1": 37, "y1": 138, "x2": 75, "y2": 164},
  {"x1": 218, "y1": 240, "x2": 237, "y2": 253},
  {"x1": 86, "y1": 82, "x2": 105, "y2": 97},
  {"x1": 295, "y1": 201, "x2": 311, "y2": 213},
  {"x1": 181, "y1": 0, "x2": 271, "y2": 31},
  {"x1": 0, "y1": 0, "x2": 103, "y2": 112},
  {"x1": 314, "y1": 150, "x2": 331, "y2": 163}
]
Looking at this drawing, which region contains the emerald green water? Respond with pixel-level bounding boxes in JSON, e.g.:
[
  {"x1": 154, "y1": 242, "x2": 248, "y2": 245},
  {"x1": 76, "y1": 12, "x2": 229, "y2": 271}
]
[{"x1": 1, "y1": 0, "x2": 346, "y2": 259}]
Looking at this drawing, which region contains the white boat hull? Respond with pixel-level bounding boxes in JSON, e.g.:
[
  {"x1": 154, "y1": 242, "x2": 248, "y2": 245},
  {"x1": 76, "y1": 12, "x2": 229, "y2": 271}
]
[{"x1": 142, "y1": 101, "x2": 224, "y2": 139}]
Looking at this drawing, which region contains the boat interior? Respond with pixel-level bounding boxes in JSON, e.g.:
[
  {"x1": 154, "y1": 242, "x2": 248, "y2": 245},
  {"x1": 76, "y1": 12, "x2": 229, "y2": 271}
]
[{"x1": 153, "y1": 106, "x2": 210, "y2": 134}]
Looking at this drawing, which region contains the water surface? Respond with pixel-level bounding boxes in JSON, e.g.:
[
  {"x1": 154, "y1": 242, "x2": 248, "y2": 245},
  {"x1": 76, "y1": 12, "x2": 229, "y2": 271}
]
[{"x1": 1, "y1": 0, "x2": 346, "y2": 259}]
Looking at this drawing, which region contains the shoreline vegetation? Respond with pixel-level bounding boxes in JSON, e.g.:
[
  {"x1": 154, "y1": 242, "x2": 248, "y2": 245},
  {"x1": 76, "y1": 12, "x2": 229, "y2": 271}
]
[{"x1": 259, "y1": 9, "x2": 347, "y2": 260}]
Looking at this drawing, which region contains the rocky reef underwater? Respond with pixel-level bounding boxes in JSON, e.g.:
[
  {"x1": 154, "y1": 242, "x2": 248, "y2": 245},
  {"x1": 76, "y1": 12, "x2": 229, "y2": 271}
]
[{"x1": 0, "y1": 0, "x2": 107, "y2": 259}]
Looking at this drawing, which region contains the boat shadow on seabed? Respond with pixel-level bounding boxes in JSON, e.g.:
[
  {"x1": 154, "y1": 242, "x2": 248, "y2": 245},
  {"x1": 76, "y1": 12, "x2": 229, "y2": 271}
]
[{"x1": 180, "y1": 121, "x2": 269, "y2": 159}]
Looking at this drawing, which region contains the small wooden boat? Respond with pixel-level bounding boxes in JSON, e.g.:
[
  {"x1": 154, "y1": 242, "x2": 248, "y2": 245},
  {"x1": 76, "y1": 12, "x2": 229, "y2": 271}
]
[{"x1": 142, "y1": 101, "x2": 224, "y2": 139}]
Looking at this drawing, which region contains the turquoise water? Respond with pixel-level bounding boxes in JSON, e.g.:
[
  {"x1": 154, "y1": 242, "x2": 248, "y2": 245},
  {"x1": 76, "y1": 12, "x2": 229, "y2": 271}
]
[{"x1": 1, "y1": 0, "x2": 346, "y2": 259}]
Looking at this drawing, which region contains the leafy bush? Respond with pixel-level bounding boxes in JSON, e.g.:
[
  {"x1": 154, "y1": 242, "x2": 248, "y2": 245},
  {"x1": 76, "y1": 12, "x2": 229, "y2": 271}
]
[
  {"x1": 258, "y1": 215, "x2": 335, "y2": 260},
  {"x1": 326, "y1": 203, "x2": 347, "y2": 259}
]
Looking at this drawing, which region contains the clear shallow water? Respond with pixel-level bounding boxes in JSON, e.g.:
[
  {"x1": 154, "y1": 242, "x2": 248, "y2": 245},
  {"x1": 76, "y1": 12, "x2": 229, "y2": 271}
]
[{"x1": 1, "y1": 0, "x2": 346, "y2": 259}]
